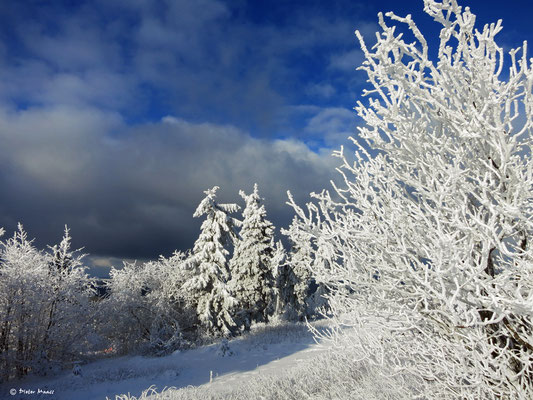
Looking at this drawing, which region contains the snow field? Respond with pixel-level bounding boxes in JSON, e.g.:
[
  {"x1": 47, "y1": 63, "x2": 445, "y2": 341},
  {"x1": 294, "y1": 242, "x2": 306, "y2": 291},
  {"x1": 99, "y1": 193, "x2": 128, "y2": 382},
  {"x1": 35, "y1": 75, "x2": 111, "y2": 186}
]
[
  {"x1": 4, "y1": 320, "x2": 354, "y2": 400},
  {"x1": 118, "y1": 346, "x2": 405, "y2": 400},
  {"x1": 115, "y1": 320, "x2": 409, "y2": 400}
]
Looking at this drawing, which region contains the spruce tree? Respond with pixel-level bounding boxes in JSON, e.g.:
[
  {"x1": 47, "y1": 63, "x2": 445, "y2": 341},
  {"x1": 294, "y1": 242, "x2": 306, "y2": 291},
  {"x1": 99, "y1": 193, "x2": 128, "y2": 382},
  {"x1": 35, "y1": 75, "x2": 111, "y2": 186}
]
[
  {"x1": 229, "y1": 184, "x2": 275, "y2": 329},
  {"x1": 184, "y1": 186, "x2": 240, "y2": 337},
  {"x1": 282, "y1": 217, "x2": 313, "y2": 320},
  {"x1": 270, "y1": 240, "x2": 294, "y2": 318}
]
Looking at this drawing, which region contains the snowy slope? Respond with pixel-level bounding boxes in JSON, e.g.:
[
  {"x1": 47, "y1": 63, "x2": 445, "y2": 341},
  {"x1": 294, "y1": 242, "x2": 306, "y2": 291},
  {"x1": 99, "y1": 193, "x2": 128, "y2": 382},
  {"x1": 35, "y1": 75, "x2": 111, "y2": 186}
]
[{"x1": 2, "y1": 321, "x2": 331, "y2": 400}]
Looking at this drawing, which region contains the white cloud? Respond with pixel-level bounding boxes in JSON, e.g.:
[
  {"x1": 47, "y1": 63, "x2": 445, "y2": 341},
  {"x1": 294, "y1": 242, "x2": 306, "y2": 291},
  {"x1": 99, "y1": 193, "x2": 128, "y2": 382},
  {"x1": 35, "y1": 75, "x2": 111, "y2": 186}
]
[
  {"x1": 329, "y1": 49, "x2": 365, "y2": 71},
  {"x1": 304, "y1": 107, "x2": 355, "y2": 148},
  {"x1": 1, "y1": 0, "x2": 378, "y2": 130},
  {"x1": 306, "y1": 83, "x2": 336, "y2": 98}
]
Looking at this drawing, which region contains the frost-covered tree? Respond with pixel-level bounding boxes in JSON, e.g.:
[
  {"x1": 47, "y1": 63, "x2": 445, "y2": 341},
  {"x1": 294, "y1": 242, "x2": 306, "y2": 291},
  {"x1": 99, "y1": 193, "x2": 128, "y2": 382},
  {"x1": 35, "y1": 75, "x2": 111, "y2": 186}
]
[
  {"x1": 105, "y1": 261, "x2": 155, "y2": 354},
  {"x1": 0, "y1": 225, "x2": 45, "y2": 380},
  {"x1": 270, "y1": 240, "x2": 299, "y2": 319},
  {"x1": 41, "y1": 226, "x2": 93, "y2": 366},
  {"x1": 184, "y1": 186, "x2": 240, "y2": 337},
  {"x1": 0, "y1": 225, "x2": 93, "y2": 381},
  {"x1": 104, "y1": 251, "x2": 196, "y2": 355},
  {"x1": 229, "y1": 184, "x2": 275, "y2": 328},
  {"x1": 271, "y1": 240, "x2": 287, "y2": 316},
  {"x1": 306, "y1": 245, "x2": 330, "y2": 317},
  {"x1": 289, "y1": 1, "x2": 533, "y2": 398},
  {"x1": 280, "y1": 218, "x2": 314, "y2": 321}
]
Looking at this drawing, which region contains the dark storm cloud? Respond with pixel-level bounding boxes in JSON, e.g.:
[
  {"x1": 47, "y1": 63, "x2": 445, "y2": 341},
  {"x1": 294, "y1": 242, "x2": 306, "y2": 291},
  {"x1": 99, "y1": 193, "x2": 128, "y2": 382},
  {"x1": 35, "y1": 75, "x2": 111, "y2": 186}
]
[
  {"x1": 0, "y1": 0, "x2": 373, "y2": 274},
  {"x1": 0, "y1": 106, "x2": 340, "y2": 265}
]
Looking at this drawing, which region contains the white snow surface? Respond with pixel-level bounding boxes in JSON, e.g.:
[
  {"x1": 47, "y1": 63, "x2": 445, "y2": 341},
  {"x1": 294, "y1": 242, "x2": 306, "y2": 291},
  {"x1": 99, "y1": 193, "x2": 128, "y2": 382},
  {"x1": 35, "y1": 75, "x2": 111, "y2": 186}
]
[{"x1": 2, "y1": 321, "x2": 332, "y2": 400}]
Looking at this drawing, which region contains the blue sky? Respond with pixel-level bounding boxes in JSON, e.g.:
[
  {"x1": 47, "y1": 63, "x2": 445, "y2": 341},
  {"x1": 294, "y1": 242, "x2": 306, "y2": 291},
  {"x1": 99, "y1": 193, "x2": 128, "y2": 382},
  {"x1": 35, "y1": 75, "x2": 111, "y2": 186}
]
[{"x1": 0, "y1": 0, "x2": 531, "y2": 275}]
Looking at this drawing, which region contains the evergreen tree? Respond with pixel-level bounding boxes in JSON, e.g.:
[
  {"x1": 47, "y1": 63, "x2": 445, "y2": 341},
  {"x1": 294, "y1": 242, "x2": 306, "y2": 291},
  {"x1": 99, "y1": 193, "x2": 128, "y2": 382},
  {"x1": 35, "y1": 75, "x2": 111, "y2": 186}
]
[
  {"x1": 270, "y1": 240, "x2": 294, "y2": 318},
  {"x1": 184, "y1": 186, "x2": 240, "y2": 337},
  {"x1": 48, "y1": 226, "x2": 77, "y2": 275},
  {"x1": 288, "y1": 243, "x2": 313, "y2": 320},
  {"x1": 229, "y1": 184, "x2": 275, "y2": 329},
  {"x1": 308, "y1": 239, "x2": 332, "y2": 316},
  {"x1": 281, "y1": 218, "x2": 314, "y2": 321}
]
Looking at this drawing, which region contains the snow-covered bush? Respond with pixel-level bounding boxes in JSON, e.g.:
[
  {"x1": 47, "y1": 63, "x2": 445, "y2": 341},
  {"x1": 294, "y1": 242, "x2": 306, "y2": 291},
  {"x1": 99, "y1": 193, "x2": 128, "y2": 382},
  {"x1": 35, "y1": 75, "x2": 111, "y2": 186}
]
[
  {"x1": 0, "y1": 225, "x2": 93, "y2": 381},
  {"x1": 289, "y1": 0, "x2": 533, "y2": 398},
  {"x1": 183, "y1": 186, "x2": 240, "y2": 337},
  {"x1": 229, "y1": 184, "x2": 275, "y2": 329},
  {"x1": 103, "y1": 251, "x2": 196, "y2": 355}
]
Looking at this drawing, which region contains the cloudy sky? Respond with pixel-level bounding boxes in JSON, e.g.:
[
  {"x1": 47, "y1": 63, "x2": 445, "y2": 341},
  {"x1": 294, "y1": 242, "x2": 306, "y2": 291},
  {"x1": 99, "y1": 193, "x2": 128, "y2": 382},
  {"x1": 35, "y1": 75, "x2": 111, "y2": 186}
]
[{"x1": 0, "y1": 0, "x2": 531, "y2": 276}]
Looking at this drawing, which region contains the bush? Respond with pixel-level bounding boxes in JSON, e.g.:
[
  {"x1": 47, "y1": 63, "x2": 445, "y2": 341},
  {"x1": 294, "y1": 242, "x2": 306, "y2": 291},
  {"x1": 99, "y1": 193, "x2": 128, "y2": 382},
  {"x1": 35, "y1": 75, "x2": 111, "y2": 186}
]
[{"x1": 101, "y1": 252, "x2": 197, "y2": 356}]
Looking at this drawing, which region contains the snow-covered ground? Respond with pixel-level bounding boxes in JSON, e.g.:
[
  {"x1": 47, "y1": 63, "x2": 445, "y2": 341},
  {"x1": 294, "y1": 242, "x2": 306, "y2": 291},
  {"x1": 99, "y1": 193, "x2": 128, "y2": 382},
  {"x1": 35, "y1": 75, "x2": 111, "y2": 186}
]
[{"x1": 1, "y1": 321, "x2": 333, "y2": 400}]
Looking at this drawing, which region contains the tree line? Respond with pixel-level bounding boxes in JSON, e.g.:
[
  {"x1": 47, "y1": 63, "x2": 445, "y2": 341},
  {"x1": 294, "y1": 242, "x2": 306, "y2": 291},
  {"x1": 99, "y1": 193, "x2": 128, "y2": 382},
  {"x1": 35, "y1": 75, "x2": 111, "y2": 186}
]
[{"x1": 0, "y1": 184, "x2": 326, "y2": 382}]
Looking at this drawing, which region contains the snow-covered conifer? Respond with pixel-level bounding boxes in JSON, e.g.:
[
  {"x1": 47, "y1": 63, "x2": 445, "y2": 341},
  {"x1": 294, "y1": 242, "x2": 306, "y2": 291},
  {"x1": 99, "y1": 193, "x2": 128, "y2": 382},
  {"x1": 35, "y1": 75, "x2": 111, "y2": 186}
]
[
  {"x1": 229, "y1": 184, "x2": 275, "y2": 329},
  {"x1": 282, "y1": 219, "x2": 314, "y2": 320},
  {"x1": 184, "y1": 186, "x2": 240, "y2": 337},
  {"x1": 270, "y1": 239, "x2": 287, "y2": 283},
  {"x1": 270, "y1": 240, "x2": 294, "y2": 318}
]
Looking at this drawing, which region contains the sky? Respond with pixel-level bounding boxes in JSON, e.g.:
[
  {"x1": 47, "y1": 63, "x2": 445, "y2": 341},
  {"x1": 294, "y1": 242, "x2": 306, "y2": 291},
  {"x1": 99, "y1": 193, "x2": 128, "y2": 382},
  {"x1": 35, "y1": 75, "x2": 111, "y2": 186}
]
[{"x1": 0, "y1": 0, "x2": 532, "y2": 276}]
